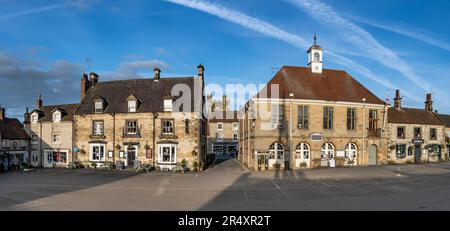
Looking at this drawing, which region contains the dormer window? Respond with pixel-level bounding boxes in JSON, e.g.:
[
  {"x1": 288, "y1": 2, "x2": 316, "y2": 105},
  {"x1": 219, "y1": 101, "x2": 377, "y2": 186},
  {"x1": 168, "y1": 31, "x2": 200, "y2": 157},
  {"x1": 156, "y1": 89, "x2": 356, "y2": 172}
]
[
  {"x1": 53, "y1": 111, "x2": 61, "y2": 123},
  {"x1": 94, "y1": 101, "x2": 103, "y2": 113},
  {"x1": 31, "y1": 113, "x2": 38, "y2": 123},
  {"x1": 128, "y1": 100, "x2": 137, "y2": 113},
  {"x1": 164, "y1": 99, "x2": 172, "y2": 112},
  {"x1": 314, "y1": 52, "x2": 320, "y2": 62}
]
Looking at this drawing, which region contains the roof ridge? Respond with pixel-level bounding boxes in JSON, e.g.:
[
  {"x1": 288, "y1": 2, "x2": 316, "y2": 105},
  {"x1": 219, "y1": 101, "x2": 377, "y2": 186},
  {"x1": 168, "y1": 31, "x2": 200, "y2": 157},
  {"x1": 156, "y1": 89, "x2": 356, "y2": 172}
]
[{"x1": 98, "y1": 76, "x2": 196, "y2": 85}]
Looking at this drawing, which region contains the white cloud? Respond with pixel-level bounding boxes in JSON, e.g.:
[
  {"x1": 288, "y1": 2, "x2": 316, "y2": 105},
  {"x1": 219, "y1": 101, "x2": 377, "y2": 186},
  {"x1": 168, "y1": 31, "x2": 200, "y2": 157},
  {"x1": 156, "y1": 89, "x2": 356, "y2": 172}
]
[
  {"x1": 351, "y1": 16, "x2": 450, "y2": 53},
  {"x1": 287, "y1": 0, "x2": 449, "y2": 108},
  {"x1": 164, "y1": 0, "x2": 421, "y2": 103}
]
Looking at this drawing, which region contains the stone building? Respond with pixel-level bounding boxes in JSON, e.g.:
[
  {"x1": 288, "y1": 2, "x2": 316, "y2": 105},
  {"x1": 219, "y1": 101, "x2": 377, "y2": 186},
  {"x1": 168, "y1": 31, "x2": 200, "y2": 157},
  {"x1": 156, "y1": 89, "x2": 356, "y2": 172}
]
[
  {"x1": 437, "y1": 114, "x2": 450, "y2": 160},
  {"x1": 25, "y1": 96, "x2": 78, "y2": 168},
  {"x1": 239, "y1": 38, "x2": 388, "y2": 170},
  {"x1": 208, "y1": 110, "x2": 239, "y2": 156},
  {"x1": 74, "y1": 65, "x2": 207, "y2": 171},
  {"x1": 387, "y1": 90, "x2": 446, "y2": 164},
  {"x1": 0, "y1": 105, "x2": 30, "y2": 172}
]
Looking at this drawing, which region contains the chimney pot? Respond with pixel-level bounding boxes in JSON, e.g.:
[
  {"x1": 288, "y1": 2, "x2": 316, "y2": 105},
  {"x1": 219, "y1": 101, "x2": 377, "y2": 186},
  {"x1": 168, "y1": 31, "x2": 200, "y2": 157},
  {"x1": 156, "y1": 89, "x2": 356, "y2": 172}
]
[
  {"x1": 425, "y1": 93, "x2": 433, "y2": 111},
  {"x1": 394, "y1": 89, "x2": 402, "y2": 109},
  {"x1": 81, "y1": 73, "x2": 90, "y2": 100},
  {"x1": 197, "y1": 64, "x2": 205, "y2": 80},
  {"x1": 154, "y1": 67, "x2": 161, "y2": 81},
  {"x1": 90, "y1": 72, "x2": 99, "y2": 87},
  {"x1": 36, "y1": 94, "x2": 43, "y2": 109}
]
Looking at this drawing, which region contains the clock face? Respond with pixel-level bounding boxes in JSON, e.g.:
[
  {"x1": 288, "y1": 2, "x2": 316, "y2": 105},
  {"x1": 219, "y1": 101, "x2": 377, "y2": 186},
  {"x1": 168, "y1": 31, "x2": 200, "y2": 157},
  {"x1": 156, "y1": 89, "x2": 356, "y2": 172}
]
[{"x1": 315, "y1": 66, "x2": 319, "y2": 70}]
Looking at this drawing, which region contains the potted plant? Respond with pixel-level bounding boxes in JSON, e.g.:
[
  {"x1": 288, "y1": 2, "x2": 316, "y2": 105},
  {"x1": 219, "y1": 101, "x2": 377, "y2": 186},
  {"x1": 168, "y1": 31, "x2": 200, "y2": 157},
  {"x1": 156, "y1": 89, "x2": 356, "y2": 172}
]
[
  {"x1": 192, "y1": 161, "x2": 199, "y2": 172},
  {"x1": 115, "y1": 144, "x2": 121, "y2": 150},
  {"x1": 80, "y1": 149, "x2": 86, "y2": 155},
  {"x1": 191, "y1": 150, "x2": 198, "y2": 157},
  {"x1": 299, "y1": 161, "x2": 308, "y2": 169},
  {"x1": 273, "y1": 163, "x2": 281, "y2": 169},
  {"x1": 91, "y1": 162, "x2": 97, "y2": 169},
  {"x1": 180, "y1": 159, "x2": 187, "y2": 168}
]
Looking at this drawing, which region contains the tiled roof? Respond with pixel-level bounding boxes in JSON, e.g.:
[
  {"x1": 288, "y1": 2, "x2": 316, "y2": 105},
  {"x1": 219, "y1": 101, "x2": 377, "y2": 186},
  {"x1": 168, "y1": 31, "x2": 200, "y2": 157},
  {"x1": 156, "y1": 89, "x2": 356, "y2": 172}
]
[
  {"x1": 77, "y1": 77, "x2": 200, "y2": 114},
  {"x1": 0, "y1": 118, "x2": 30, "y2": 140},
  {"x1": 32, "y1": 104, "x2": 79, "y2": 122},
  {"x1": 437, "y1": 114, "x2": 450, "y2": 127},
  {"x1": 255, "y1": 66, "x2": 385, "y2": 105},
  {"x1": 388, "y1": 107, "x2": 445, "y2": 126},
  {"x1": 209, "y1": 110, "x2": 238, "y2": 122}
]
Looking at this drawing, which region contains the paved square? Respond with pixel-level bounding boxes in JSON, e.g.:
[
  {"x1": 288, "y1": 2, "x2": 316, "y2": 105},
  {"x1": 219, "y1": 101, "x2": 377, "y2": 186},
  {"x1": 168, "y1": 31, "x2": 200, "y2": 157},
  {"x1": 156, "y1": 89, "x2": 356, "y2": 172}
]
[{"x1": 1, "y1": 158, "x2": 450, "y2": 210}]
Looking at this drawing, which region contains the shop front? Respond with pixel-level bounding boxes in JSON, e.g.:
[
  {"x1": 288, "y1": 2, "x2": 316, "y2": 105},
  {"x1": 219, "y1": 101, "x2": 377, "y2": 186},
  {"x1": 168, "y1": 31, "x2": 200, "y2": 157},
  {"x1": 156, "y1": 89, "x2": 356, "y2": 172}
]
[{"x1": 43, "y1": 150, "x2": 69, "y2": 168}]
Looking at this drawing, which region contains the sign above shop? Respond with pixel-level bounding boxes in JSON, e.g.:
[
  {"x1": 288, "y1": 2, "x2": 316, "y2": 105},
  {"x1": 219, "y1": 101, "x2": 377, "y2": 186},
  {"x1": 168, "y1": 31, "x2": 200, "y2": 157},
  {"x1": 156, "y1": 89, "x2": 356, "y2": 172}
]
[{"x1": 412, "y1": 138, "x2": 424, "y2": 145}]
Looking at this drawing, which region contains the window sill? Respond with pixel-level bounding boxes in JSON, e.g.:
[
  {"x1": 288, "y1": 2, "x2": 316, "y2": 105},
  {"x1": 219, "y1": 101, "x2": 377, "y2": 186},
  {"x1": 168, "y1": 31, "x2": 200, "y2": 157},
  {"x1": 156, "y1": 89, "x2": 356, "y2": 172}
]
[
  {"x1": 90, "y1": 135, "x2": 106, "y2": 139},
  {"x1": 160, "y1": 134, "x2": 178, "y2": 139},
  {"x1": 124, "y1": 134, "x2": 141, "y2": 138}
]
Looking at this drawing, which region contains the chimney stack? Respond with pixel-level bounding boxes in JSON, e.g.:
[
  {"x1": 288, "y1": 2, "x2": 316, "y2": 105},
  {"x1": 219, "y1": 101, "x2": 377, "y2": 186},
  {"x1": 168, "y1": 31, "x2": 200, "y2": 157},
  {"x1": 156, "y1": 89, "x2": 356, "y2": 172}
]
[
  {"x1": 36, "y1": 94, "x2": 43, "y2": 109},
  {"x1": 0, "y1": 105, "x2": 5, "y2": 121},
  {"x1": 23, "y1": 107, "x2": 29, "y2": 123},
  {"x1": 425, "y1": 93, "x2": 433, "y2": 111},
  {"x1": 81, "y1": 73, "x2": 90, "y2": 100},
  {"x1": 154, "y1": 66, "x2": 161, "y2": 81},
  {"x1": 197, "y1": 64, "x2": 205, "y2": 81},
  {"x1": 394, "y1": 89, "x2": 402, "y2": 109},
  {"x1": 90, "y1": 72, "x2": 99, "y2": 87}
]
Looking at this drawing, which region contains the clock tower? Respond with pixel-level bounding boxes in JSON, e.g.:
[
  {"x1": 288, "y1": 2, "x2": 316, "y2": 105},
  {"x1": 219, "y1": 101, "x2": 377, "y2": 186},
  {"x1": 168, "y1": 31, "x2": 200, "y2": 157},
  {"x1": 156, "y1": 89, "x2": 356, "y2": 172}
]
[{"x1": 307, "y1": 34, "x2": 323, "y2": 74}]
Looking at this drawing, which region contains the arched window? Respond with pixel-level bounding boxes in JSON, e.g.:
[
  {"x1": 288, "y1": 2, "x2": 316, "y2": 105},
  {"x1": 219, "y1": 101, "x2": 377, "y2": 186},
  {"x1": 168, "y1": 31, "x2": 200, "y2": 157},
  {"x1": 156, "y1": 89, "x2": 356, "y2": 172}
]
[
  {"x1": 269, "y1": 142, "x2": 284, "y2": 160},
  {"x1": 345, "y1": 143, "x2": 357, "y2": 160},
  {"x1": 295, "y1": 143, "x2": 310, "y2": 160},
  {"x1": 321, "y1": 143, "x2": 334, "y2": 159},
  {"x1": 314, "y1": 52, "x2": 320, "y2": 62}
]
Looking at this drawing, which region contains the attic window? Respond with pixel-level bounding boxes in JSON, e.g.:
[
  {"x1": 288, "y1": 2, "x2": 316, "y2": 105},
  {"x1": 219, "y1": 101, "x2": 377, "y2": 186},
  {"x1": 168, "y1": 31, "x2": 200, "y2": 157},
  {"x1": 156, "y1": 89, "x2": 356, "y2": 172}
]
[
  {"x1": 128, "y1": 100, "x2": 137, "y2": 113},
  {"x1": 31, "y1": 113, "x2": 38, "y2": 123},
  {"x1": 53, "y1": 111, "x2": 61, "y2": 123},
  {"x1": 164, "y1": 99, "x2": 172, "y2": 112},
  {"x1": 95, "y1": 101, "x2": 103, "y2": 113}
]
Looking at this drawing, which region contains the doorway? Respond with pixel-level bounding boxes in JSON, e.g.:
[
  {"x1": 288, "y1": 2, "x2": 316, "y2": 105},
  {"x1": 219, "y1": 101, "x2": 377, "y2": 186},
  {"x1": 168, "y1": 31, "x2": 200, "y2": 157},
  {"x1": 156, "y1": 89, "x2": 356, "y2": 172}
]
[
  {"x1": 125, "y1": 145, "x2": 137, "y2": 168},
  {"x1": 414, "y1": 145, "x2": 421, "y2": 164},
  {"x1": 368, "y1": 145, "x2": 377, "y2": 165}
]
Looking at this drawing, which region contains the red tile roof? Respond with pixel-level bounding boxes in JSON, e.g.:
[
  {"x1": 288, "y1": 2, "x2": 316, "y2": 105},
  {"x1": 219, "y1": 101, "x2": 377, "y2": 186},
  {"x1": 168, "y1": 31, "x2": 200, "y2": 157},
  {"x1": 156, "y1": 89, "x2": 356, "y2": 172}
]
[
  {"x1": 256, "y1": 66, "x2": 385, "y2": 105},
  {"x1": 388, "y1": 107, "x2": 445, "y2": 126},
  {"x1": 0, "y1": 118, "x2": 30, "y2": 140}
]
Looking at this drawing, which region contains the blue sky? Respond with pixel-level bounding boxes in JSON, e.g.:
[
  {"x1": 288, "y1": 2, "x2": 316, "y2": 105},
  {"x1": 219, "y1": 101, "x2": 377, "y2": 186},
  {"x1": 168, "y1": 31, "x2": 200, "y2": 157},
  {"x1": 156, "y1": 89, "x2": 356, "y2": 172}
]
[{"x1": 1, "y1": 0, "x2": 450, "y2": 118}]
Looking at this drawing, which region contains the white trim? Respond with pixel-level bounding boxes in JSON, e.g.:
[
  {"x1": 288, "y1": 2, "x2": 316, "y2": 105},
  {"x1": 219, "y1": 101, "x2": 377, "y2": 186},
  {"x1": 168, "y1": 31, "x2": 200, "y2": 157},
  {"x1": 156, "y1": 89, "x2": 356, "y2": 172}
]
[
  {"x1": 89, "y1": 143, "x2": 106, "y2": 162},
  {"x1": 158, "y1": 143, "x2": 177, "y2": 165},
  {"x1": 252, "y1": 98, "x2": 385, "y2": 109}
]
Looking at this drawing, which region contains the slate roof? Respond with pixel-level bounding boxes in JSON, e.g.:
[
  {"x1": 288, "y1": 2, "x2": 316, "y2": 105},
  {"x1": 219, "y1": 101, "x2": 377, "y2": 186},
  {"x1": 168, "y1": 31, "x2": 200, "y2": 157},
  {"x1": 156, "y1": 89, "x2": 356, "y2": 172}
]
[
  {"x1": 0, "y1": 118, "x2": 30, "y2": 140},
  {"x1": 388, "y1": 107, "x2": 445, "y2": 126},
  {"x1": 32, "y1": 104, "x2": 79, "y2": 122},
  {"x1": 437, "y1": 114, "x2": 450, "y2": 128},
  {"x1": 77, "y1": 77, "x2": 199, "y2": 114},
  {"x1": 255, "y1": 66, "x2": 385, "y2": 105},
  {"x1": 209, "y1": 110, "x2": 238, "y2": 122}
]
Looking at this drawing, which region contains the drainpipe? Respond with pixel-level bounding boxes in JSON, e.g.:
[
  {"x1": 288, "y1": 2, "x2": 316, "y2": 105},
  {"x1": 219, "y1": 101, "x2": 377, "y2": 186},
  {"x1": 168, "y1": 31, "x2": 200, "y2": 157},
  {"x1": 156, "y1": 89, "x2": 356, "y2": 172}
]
[
  {"x1": 362, "y1": 98, "x2": 366, "y2": 165},
  {"x1": 152, "y1": 112, "x2": 157, "y2": 167},
  {"x1": 112, "y1": 113, "x2": 116, "y2": 163}
]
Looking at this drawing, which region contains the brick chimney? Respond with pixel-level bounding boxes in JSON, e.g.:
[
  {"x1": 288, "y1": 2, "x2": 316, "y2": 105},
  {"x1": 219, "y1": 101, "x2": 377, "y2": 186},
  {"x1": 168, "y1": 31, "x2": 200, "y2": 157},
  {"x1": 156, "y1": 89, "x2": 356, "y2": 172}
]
[
  {"x1": 36, "y1": 94, "x2": 42, "y2": 109},
  {"x1": 197, "y1": 64, "x2": 205, "y2": 81},
  {"x1": 425, "y1": 93, "x2": 433, "y2": 111},
  {"x1": 23, "y1": 107, "x2": 29, "y2": 123},
  {"x1": 154, "y1": 66, "x2": 161, "y2": 81},
  {"x1": 394, "y1": 89, "x2": 402, "y2": 109},
  {"x1": 90, "y1": 72, "x2": 99, "y2": 87},
  {"x1": 81, "y1": 73, "x2": 90, "y2": 100},
  {"x1": 0, "y1": 105, "x2": 5, "y2": 121}
]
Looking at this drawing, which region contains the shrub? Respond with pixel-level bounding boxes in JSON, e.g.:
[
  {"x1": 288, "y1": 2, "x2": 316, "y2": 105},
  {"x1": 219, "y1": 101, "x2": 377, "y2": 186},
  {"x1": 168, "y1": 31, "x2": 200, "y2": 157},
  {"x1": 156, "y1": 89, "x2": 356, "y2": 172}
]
[
  {"x1": 181, "y1": 159, "x2": 187, "y2": 168},
  {"x1": 91, "y1": 162, "x2": 97, "y2": 169},
  {"x1": 192, "y1": 161, "x2": 199, "y2": 171}
]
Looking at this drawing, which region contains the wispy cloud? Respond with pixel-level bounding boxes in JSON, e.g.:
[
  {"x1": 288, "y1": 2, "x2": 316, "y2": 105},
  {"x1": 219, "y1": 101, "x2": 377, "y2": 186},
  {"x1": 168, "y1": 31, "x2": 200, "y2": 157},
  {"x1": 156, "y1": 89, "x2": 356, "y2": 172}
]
[
  {"x1": 0, "y1": 0, "x2": 99, "y2": 22},
  {"x1": 164, "y1": 0, "x2": 422, "y2": 102},
  {"x1": 287, "y1": 0, "x2": 449, "y2": 107},
  {"x1": 350, "y1": 16, "x2": 450, "y2": 53}
]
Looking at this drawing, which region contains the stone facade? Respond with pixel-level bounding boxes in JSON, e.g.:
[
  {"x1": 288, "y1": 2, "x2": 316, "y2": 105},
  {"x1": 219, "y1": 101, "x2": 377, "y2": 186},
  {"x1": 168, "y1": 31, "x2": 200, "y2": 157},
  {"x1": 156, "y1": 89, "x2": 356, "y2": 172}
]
[
  {"x1": 239, "y1": 100, "x2": 388, "y2": 170},
  {"x1": 74, "y1": 111, "x2": 206, "y2": 170},
  {"x1": 207, "y1": 111, "x2": 239, "y2": 155},
  {"x1": 387, "y1": 123, "x2": 446, "y2": 164},
  {"x1": 25, "y1": 102, "x2": 78, "y2": 168}
]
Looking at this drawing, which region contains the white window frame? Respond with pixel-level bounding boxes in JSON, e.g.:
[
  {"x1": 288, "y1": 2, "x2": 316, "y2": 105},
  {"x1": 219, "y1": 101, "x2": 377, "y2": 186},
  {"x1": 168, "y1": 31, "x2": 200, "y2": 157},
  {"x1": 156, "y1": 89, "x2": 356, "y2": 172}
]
[
  {"x1": 345, "y1": 143, "x2": 358, "y2": 161},
  {"x1": 52, "y1": 111, "x2": 61, "y2": 123},
  {"x1": 31, "y1": 113, "x2": 38, "y2": 123},
  {"x1": 93, "y1": 121, "x2": 104, "y2": 136},
  {"x1": 162, "y1": 120, "x2": 174, "y2": 134},
  {"x1": 94, "y1": 101, "x2": 103, "y2": 113},
  {"x1": 31, "y1": 134, "x2": 39, "y2": 144},
  {"x1": 158, "y1": 144, "x2": 177, "y2": 164},
  {"x1": 164, "y1": 99, "x2": 172, "y2": 112},
  {"x1": 126, "y1": 120, "x2": 138, "y2": 135},
  {"x1": 128, "y1": 100, "x2": 137, "y2": 113},
  {"x1": 217, "y1": 122, "x2": 224, "y2": 130},
  {"x1": 232, "y1": 122, "x2": 238, "y2": 131},
  {"x1": 90, "y1": 143, "x2": 106, "y2": 162},
  {"x1": 269, "y1": 142, "x2": 284, "y2": 160},
  {"x1": 295, "y1": 143, "x2": 310, "y2": 160},
  {"x1": 52, "y1": 133, "x2": 61, "y2": 144},
  {"x1": 321, "y1": 143, "x2": 335, "y2": 160}
]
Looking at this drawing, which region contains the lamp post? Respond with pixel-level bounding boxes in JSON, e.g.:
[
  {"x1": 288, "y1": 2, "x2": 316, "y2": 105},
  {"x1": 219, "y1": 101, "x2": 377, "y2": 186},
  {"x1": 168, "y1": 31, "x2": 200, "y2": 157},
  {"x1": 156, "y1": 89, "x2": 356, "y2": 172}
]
[{"x1": 362, "y1": 98, "x2": 366, "y2": 166}]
